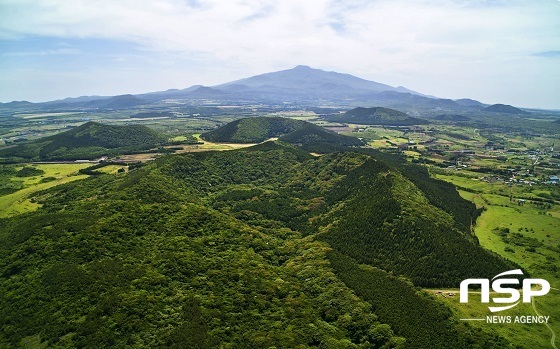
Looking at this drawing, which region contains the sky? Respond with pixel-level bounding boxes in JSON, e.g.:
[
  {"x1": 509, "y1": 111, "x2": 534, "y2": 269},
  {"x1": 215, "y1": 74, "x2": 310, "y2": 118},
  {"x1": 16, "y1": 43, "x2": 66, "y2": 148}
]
[{"x1": 0, "y1": 0, "x2": 559, "y2": 109}]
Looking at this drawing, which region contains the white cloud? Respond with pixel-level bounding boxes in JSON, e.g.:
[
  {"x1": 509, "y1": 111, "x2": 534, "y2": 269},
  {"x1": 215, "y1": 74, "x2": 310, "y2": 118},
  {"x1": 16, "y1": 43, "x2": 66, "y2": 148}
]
[
  {"x1": 0, "y1": 0, "x2": 559, "y2": 107},
  {"x1": 3, "y1": 48, "x2": 80, "y2": 56}
]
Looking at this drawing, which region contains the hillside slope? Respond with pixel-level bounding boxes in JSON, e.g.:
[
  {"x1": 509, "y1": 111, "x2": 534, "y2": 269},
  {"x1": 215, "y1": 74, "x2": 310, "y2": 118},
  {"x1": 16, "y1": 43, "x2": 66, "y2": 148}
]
[
  {"x1": 0, "y1": 122, "x2": 166, "y2": 161},
  {"x1": 0, "y1": 143, "x2": 515, "y2": 348},
  {"x1": 278, "y1": 123, "x2": 363, "y2": 147}
]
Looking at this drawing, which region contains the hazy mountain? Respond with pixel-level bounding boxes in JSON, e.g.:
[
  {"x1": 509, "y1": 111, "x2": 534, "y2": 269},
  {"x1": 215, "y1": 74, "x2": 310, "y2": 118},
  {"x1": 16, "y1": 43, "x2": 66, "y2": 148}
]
[
  {"x1": 184, "y1": 86, "x2": 227, "y2": 99},
  {"x1": 206, "y1": 66, "x2": 475, "y2": 112},
  {"x1": 4, "y1": 94, "x2": 148, "y2": 110},
  {"x1": 483, "y1": 104, "x2": 530, "y2": 114},
  {"x1": 215, "y1": 65, "x2": 419, "y2": 96},
  {"x1": 55, "y1": 95, "x2": 109, "y2": 104},
  {"x1": 137, "y1": 85, "x2": 207, "y2": 101},
  {"x1": 454, "y1": 98, "x2": 486, "y2": 108},
  {"x1": 370, "y1": 91, "x2": 460, "y2": 110},
  {"x1": 0, "y1": 101, "x2": 33, "y2": 107},
  {"x1": 0, "y1": 66, "x2": 495, "y2": 113},
  {"x1": 85, "y1": 94, "x2": 146, "y2": 109}
]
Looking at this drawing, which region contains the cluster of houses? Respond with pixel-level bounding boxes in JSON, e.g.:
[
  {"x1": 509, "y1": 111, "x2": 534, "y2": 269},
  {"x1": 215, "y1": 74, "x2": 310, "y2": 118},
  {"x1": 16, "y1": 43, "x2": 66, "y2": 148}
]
[
  {"x1": 481, "y1": 174, "x2": 559, "y2": 186},
  {"x1": 545, "y1": 175, "x2": 560, "y2": 185}
]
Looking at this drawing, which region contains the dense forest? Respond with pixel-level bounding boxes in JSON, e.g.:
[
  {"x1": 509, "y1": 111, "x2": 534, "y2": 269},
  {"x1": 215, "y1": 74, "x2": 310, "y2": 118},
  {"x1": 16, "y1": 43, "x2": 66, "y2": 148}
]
[
  {"x1": 278, "y1": 124, "x2": 363, "y2": 147},
  {"x1": 0, "y1": 141, "x2": 518, "y2": 348},
  {"x1": 0, "y1": 122, "x2": 167, "y2": 161},
  {"x1": 202, "y1": 117, "x2": 363, "y2": 147},
  {"x1": 202, "y1": 117, "x2": 306, "y2": 143}
]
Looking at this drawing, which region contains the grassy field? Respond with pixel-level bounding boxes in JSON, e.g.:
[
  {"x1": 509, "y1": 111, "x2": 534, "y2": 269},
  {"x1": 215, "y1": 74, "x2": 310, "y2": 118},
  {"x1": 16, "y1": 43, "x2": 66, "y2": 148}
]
[
  {"x1": 14, "y1": 112, "x2": 86, "y2": 119},
  {"x1": 185, "y1": 133, "x2": 257, "y2": 151},
  {"x1": 432, "y1": 289, "x2": 554, "y2": 349},
  {"x1": 435, "y1": 172, "x2": 559, "y2": 203},
  {"x1": 95, "y1": 164, "x2": 128, "y2": 174},
  {"x1": 433, "y1": 170, "x2": 560, "y2": 348},
  {"x1": 348, "y1": 126, "x2": 431, "y2": 150},
  {"x1": 0, "y1": 164, "x2": 90, "y2": 218}
]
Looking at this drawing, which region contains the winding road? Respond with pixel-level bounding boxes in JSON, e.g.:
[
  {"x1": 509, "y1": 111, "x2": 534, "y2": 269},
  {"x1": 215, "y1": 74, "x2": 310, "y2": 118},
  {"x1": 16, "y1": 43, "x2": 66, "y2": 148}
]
[{"x1": 532, "y1": 296, "x2": 557, "y2": 349}]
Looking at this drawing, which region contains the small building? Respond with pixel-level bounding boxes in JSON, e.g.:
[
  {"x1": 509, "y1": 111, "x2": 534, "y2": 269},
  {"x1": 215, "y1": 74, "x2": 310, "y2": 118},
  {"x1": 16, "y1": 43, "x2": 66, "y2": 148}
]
[{"x1": 397, "y1": 143, "x2": 409, "y2": 151}]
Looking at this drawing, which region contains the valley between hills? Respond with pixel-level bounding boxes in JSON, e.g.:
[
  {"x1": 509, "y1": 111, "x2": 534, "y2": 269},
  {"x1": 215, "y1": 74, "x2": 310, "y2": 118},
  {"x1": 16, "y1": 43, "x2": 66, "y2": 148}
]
[{"x1": 1, "y1": 67, "x2": 559, "y2": 349}]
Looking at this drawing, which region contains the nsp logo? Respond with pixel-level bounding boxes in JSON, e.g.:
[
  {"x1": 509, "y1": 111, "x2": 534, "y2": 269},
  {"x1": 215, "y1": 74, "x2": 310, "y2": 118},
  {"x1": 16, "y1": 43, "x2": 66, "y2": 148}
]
[{"x1": 460, "y1": 269, "x2": 550, "y2": 312}]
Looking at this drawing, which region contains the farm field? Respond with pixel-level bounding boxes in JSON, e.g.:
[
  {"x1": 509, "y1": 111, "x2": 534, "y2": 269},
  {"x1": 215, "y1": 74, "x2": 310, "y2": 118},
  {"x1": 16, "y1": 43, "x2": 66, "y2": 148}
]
[
  {"x1": 94, "y1": 164, "x2": 128, "y2": 174},
  {"x1": 433, "y1": 289, "x2": 555, "y2": 349},
  {"x1": 433, "y1": 170, "x2": 560, "y2": 349},
  {"x1": 187, "y1": 133, "x2": 257, "y2": 151},
  {"x1": 0, "y1": 163, "x2": 90, "y2": 218}
]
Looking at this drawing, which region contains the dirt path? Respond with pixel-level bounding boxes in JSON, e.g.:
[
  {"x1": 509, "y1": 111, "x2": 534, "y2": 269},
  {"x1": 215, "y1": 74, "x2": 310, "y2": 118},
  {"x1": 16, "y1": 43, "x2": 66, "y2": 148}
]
[{"x1": 532, "y1": 297, "x2": 557, "y2": 349}]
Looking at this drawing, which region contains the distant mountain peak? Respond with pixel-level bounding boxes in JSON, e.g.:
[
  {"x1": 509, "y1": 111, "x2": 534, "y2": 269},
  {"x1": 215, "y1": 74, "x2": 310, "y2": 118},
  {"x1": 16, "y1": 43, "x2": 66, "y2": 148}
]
[
  {"x1": 1, "y1": 66, "x2": 523, "y2": 114},
  {"x1": 454, "y1": 98, "x2": 486, "y2": 108},
  {"x1": 214, "y1": 65, "x2": 425, "y2": 98},
  {"x1": 84, "y1": 94, "x2": 145, "y2": 109}
]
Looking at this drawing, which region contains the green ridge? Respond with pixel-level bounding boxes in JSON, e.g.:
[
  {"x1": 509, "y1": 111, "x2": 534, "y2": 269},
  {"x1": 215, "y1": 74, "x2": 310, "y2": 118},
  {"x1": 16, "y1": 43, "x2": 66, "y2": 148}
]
[
  {"x1": 0, "y1": 143, "x2": 516, "y2": 348},
  {"x1": 0, "y1": 122, "x2": 167, "y2": 161},
  {"x1": 202, "y1": 117, "x2": 363, "y2": 147},
  {"x1": 325, "y1": 107, "x2": 429, "y2": 125}
]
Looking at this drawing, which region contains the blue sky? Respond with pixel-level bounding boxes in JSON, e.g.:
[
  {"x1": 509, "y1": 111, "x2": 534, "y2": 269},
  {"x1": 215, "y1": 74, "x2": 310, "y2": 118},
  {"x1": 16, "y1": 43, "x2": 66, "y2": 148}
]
[{"x1": 0, "y1": 0, "x2": 559, "y2": 109}]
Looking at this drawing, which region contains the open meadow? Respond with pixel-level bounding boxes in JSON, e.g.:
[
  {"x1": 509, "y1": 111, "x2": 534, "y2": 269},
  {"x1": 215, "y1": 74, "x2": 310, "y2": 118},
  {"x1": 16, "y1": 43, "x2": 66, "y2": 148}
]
[
  {"x1": 0, "y1": 163, "x2": 90, "y2": 218},
  {"x1": 434, "y1": 169, "x2": 560, "y2": 348}
]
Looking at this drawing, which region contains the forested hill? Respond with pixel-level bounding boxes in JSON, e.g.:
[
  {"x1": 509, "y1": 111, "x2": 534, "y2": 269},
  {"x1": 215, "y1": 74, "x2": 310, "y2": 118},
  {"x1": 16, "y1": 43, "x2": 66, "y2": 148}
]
[
  {"x1": 324, "y1": 107, "x2": 429, "y2": 125},
  {"x1": 483, "y1": 103, "x2": 530, "y2": 114},
  {"x1": 0, "y1": 121, "x2": 167, "y2": 161},
  {"x1": 0, "y1": 141, "x2": 514, "y2": 348},
  {"x1": 85, "y1": 94, "x2": 146, "y2": 109},
  {"x1": 202, "y1": 117, "x2": 306, "y2": 143},
  {"x1": 202, "y1": 116, "x2": 363, "y2": 146},
  {"x1": 278, "y1": 123, "x2": 364, "y2": 146}
]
